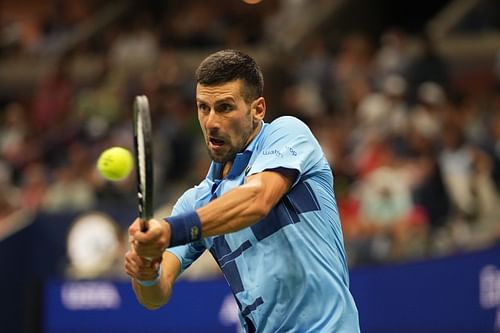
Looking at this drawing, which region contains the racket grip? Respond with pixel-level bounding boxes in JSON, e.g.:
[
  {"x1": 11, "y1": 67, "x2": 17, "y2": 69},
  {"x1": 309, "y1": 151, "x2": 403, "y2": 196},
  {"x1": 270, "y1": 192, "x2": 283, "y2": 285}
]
[
  {"x1": 138, "y1": 219, "x2": 154, "y2": 261},
  {"x1": 137, "y1": 218, "x2": 158, "y2": 262},
  {"x1": 139, "y1": 219, "x2": 148, "y2": 232}
]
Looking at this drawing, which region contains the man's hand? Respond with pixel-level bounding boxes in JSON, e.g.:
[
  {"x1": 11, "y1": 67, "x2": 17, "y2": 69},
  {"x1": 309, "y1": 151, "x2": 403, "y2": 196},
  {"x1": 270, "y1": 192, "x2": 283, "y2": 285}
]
[
  {"x1": 124, "y1": 249, "x2": 161, "y2": 281},
  {"x1": 129, "y1": 218, "x2": 171, "y2": 260}
]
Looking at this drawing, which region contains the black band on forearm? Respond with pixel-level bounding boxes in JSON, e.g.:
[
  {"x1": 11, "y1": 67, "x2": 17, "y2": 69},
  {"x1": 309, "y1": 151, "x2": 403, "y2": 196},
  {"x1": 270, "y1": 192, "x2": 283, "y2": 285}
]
[{"x1": 164, "y1": 211, "x2": 202, "y2": 247}]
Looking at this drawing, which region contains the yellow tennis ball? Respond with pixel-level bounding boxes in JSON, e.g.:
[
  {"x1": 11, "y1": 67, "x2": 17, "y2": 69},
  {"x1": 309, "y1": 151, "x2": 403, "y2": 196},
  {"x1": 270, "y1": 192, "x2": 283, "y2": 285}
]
[{"x1": 97, "y1": 147, "x2": 133, "y2": 181}]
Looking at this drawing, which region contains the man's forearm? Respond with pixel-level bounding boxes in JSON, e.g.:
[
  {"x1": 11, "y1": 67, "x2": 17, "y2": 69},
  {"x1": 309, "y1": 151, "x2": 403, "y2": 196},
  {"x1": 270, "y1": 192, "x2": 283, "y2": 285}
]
[
  {"x1": 197, "y1": 171, "x2": 292, "y2": 237},
  {"x1": 197, "y1": 181, "x2": 268, "y2": 236},
  {"x1": 132, "y1": 277, "x2": 172, "y2": 310},
  {"x1": 130, "y1": 251, "x2": 180, "y2": 310}
]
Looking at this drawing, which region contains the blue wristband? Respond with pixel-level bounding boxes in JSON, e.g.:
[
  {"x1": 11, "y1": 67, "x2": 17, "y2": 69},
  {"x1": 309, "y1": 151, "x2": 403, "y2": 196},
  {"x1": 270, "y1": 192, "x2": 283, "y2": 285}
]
[
  {"x1": 137, "y1": 265, "x2": 162, "y2": 287},
  {"x1": 165, "y1": 211, "x2": 202, "y2": 247}
]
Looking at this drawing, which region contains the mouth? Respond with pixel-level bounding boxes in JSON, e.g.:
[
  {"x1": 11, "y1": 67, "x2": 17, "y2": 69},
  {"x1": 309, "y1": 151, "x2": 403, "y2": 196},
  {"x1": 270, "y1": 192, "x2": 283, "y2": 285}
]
[{"x1": 208, "y1": 136, "x2": 226, "y2": 148}]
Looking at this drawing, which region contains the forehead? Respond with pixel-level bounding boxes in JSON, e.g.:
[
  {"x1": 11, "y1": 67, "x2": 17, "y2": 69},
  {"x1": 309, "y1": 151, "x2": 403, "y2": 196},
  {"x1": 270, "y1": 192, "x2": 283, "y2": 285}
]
[{"x1": 196, "y1": 80, "x2": 244, "y2": 103}]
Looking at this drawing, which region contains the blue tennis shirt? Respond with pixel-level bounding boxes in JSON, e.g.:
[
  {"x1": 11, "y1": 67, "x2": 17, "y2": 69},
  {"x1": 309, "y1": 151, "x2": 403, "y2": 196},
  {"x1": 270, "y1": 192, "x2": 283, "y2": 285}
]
[{"x1": 168, "y1": 116, "x2": 360, "y2": 333}]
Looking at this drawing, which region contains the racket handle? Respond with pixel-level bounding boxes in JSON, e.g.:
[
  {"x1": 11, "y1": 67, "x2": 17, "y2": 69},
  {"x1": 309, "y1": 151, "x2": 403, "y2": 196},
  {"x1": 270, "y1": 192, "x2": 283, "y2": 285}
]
[
  {"x1": 137, "y1": 218, "x2": 158, "y2": 263},
  {"x1": 139, "y1": 219, "x2": 149, "y2": 232},
  {"x1": 139, "y1": 219, "x2": 154, "y2": 261}
]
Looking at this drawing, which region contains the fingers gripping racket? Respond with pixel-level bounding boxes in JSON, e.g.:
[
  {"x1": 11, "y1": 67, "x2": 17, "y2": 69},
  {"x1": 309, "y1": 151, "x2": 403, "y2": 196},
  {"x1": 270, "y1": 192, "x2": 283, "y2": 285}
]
[{"x1": 133, "y1": 95, "x2": 154, "y2": 232}]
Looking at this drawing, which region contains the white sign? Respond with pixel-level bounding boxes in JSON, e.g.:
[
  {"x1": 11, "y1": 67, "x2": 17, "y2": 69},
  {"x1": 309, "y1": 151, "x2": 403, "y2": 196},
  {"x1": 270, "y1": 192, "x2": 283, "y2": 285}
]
[
  {"x1": 479, "y1": 265, "x2": 500, "y2": 331},
  {"x1": 61, "y1": 282, "x2": 121, "y2": 310}
]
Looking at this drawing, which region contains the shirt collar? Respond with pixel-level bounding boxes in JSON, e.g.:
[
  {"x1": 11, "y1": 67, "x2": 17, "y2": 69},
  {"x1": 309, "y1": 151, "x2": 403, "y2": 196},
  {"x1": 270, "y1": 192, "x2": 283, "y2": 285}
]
[{"x1": 207, "y1": 121, "x2": 266, "y2": 180}]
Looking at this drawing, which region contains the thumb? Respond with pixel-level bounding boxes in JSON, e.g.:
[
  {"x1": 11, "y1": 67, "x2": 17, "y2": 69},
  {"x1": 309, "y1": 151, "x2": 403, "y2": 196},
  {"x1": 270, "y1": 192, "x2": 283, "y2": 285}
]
[
  {"x1": 128, "y1": 218, "x2": 142, "y2": 237},
  {"x1": 133, "y1": 229, "x2": 152, "y2": 243}
]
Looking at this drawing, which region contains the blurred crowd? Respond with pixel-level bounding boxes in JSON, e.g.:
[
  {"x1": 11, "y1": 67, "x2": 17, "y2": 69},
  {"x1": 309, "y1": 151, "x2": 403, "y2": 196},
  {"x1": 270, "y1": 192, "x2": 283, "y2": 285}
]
[
  {"x1": 273, "y1": 30, "x2": 500, "y2": 265},
  {"x1": 1, "y1": 0, "x2": 499, "y2": 268}
]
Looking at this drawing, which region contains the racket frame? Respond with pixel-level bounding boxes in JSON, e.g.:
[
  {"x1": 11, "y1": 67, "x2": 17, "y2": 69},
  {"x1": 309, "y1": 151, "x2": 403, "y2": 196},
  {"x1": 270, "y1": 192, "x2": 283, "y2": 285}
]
[{"x1": 133, "y1": 95, "x2": 154, "y2": 232}]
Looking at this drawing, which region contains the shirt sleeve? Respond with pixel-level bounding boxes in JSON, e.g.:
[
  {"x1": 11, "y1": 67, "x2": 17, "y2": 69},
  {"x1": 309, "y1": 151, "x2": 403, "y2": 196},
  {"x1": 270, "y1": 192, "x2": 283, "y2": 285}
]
[
  {"x1": 248, "y1": 116, "x2": 323, "y2": 187},
  {"x1": 165, "y1": 187, "x2": 206, "y2": 273}
]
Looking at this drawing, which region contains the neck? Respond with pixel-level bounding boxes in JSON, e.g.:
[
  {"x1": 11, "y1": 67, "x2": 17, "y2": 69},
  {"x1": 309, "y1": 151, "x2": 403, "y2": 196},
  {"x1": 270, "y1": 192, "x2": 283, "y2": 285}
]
[
  {"x1": 222, "y1": 161, "x2": 233, "y2": 178},
  {"x1": 220, "y1": 121, "x2": 262, "y2": 178}
]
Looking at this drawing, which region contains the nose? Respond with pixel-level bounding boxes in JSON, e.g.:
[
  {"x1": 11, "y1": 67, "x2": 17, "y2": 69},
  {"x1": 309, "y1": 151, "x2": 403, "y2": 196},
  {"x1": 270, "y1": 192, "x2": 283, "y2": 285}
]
[{"x1": 204, "y1": 109, "x2": 220, "y2": 131}]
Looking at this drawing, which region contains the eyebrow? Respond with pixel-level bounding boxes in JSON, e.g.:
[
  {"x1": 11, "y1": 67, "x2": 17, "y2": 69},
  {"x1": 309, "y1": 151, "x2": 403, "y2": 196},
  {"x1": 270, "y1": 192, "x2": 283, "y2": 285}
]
[{"x1": 196, "y1": 97, "x2": 236, "y2": 105}]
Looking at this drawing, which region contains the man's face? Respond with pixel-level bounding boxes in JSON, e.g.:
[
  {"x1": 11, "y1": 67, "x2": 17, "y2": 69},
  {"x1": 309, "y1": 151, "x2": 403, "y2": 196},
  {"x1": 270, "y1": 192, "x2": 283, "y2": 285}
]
[{"x1": 196, "y1": 80, "x2": 264, "y2": 163}]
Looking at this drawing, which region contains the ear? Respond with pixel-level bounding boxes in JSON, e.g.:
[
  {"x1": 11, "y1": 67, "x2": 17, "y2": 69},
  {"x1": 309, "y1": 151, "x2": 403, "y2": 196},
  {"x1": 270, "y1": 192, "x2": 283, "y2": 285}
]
[{"x1": 251, "y1": 97, "x2": 266, "y2": 122}]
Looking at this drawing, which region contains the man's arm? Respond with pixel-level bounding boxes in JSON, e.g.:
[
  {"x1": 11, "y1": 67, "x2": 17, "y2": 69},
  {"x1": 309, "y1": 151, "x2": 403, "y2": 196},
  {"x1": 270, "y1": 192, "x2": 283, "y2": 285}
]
[
  {"x1": 198, "y1": 169, "x2": 294, "y2": 236},
  {"x1": 124, "y1": 249, "x2": 180, "y2": 310},
  {"x1": 131, "y1": 169, "x2": 295, "y2": 258}
]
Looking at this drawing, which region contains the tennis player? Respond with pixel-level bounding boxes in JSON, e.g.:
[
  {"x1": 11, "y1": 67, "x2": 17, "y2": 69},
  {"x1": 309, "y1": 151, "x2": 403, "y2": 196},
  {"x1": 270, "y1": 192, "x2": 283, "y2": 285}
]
[{"x1": 125, "y1": 49, "x2": 360, "y2": 333}]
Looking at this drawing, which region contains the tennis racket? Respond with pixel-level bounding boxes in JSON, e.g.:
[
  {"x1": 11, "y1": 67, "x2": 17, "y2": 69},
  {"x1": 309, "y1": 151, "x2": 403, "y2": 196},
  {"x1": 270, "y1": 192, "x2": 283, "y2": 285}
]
[{"x1": 133, "y1": 95, "x2": 154, "y2": 232}]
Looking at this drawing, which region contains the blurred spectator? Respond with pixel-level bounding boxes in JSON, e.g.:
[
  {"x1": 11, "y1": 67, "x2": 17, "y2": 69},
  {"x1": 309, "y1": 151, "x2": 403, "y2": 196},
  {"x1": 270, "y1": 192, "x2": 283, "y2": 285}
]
[
  {"x1": 0, "y1": 160, "x2": 32, "y2": 240},
  {"x1": 406, "y1": 131, "x2": 451, "y2": 231},
  {"x1": 374, "y1": 28, "x2": 411, "y2": 82},
  {"x1": 66, "y1": 142, "x2": 94, "y2": 182},
  {"x1": 19, "y1": 162, "x2": 47, "y2": 211},
  {"x1": 42, "y1": 166, "x2": 96, "y2": 213},
  {"x1": 351, "y1": 132, "x2": 390, "y2": 179},
  {"x1": 32, "y1": 56, "x2": 75, "y2": 133},
  {"x1": 405, "y1": 34, "x2": 449, "y2": 103},
  {"x1": 329, "y1": 33, "x2": 374, "y2": 115},
  {"x1": 74, "y1": 61, "x2": 125, "y2": 138},
  {"x1": 295, "y1": 37, "x2": 332, "y2": 86},
  {"x1": 0, "y1": 102, "x2": 40, "y2": 179},
  {"x1": 356, "y1": 74, "x2": 409, "y2": 136},
  {"x1": 290, "y1": 37, "x2": 332, "y2": 118},
  {"x1": 161, "y1": 2, "x2": 225, "y2": 48},
  {"x1": 280, "y1": 81, "x2": 327, "y2": 120},
  {"x1": 93, "y1": 176, "x2": 135, "y2": 211},
  {"x1": 109, "y1": 12, "x2": 160, "y2": 71},
  {"x1": 488, "y1": 111, "x2": 500, "y2": 188},
  {"x1": 409, "y1": 81, "x2": 447, "y2": 140},
  {"x1": 0, "y1": 103, "x2": 27, "y2": 165},
  {"x1": 438, "y1": 122, "x2": 498, "y2": 220},
  {"x1": 346, "y1": 140, "x2": 428, "y2": 264}
]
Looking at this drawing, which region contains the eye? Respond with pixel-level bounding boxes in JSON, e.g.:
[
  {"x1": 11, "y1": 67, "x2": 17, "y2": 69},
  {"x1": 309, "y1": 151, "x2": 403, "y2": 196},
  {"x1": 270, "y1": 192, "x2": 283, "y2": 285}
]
[
  {"x1": 217, "y1": 103, "x2": 233, "y2": 113},
  {"x1": 197, "y1": 103, "x2": 209, "y2": 113}
]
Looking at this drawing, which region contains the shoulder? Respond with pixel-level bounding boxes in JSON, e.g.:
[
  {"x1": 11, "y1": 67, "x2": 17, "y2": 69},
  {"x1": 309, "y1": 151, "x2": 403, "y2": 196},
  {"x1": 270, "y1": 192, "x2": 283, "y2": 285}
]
[
  {"x1": 181, "y1": 179, "x2": 212, "y2": 202},
  {"x1": 262, "y1": 116, "x2": 314, "y2": 141},
  {"x1": 176, "y1": 186, "x2": 197, "y2": 203},
  {"x1": 172, "y1": 187, "x2": 197, "y2": 213},
  {"x1": 264, "y1": 116, "x2": 315, "y2": 142},
  {"x1": 268, "y1": 116, "x2": 311, "y2": 132},
  {"x1": 172, "y1": 180, "x2": 210, "y2": 213}
]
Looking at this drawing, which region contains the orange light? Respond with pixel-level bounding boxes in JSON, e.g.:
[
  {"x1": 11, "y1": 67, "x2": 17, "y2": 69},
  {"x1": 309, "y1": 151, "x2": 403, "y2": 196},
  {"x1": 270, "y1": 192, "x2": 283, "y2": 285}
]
[{"x1": 242, "y1": 0, "x2": 263, "y2": 4}]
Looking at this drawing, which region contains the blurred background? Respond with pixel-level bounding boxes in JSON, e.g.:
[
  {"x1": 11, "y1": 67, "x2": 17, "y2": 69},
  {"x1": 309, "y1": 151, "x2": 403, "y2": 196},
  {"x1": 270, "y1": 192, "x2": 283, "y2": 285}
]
[{"x1": 0, "y1": 0, "x2": 499, "y2": 332}]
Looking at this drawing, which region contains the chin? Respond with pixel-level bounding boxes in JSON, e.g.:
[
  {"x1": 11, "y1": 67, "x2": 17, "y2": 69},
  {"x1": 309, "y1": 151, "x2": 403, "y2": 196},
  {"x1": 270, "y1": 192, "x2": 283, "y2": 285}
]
[
  {"x1": 209, "y1": 150, "x2": 235, "y2": 164},
  {"x1": 208, "y1": 151, "x2": 226, "y2": 163}
]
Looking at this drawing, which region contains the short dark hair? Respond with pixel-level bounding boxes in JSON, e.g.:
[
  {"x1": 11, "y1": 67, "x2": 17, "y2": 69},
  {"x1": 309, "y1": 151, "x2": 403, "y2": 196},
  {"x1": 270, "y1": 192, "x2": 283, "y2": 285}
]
[{"x1": 195, "y1": 49, "x2": 264, "y2": 103}]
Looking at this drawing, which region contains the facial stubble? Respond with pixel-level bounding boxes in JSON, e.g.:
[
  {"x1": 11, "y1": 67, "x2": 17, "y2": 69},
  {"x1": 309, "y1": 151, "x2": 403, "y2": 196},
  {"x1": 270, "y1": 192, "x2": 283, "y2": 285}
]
[{"x1": 206, "y1": 108, "x2": 255, "y2": 164}]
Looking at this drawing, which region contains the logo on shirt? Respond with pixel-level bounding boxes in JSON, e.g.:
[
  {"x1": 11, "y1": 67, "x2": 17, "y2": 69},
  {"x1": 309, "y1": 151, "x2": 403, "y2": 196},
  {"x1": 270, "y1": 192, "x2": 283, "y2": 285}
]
[
  {"x1": 262, "y1": 146, "x2": 297, "y2": 157},
  {"x1": 285, "y1": 145, "x2": 297, "y2": 156},
  {"x1": 262, "y1": 149, "x2": 283, "y2": 157}
]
